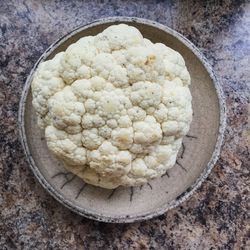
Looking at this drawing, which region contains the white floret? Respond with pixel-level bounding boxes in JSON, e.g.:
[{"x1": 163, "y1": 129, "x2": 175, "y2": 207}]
[
  {"x1": 111, "y1": 127, "x2": 134, "y2": 149},
  {"x1": 48, "y1": 86, "x2": 85, "y2": 134},
  {"x1": 60, "y1": 36, "x2": 97, "y2": 83},
  {"x1": 45, "y1": 126, "x2": 86, "y2": 166},
  {"x1": 133, "y1": 116, "x2": 162, "y2": 145},
  {"x1": 82, "y1": 128, "x2": 104, "y2": 150},
  {"x1": 32, "y1": 53, "x2": 65, "y2": 126},
  {"x1": 130, "y1": 81, "x2": 162, "y2": 109},
  {"x1": 88, "y1": 141, "x2": 132, "y2": 177},
  {"x1": 94, "y1": 24, "x2": 143, "y2": 52}
]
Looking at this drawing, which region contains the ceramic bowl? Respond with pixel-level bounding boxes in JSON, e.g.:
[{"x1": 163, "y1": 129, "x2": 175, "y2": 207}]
[{"x1": 19, "y1": 17, "x2": 226, "y2": 223}]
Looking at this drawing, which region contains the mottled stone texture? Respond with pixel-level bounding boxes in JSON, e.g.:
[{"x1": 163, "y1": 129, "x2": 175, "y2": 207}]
[{"x1": 0, "y1": 0, "x2": 249, "y2": 249}]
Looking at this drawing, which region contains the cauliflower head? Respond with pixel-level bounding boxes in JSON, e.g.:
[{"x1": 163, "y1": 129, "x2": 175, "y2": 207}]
[{"x1": 31, "y1": 24, "x2": 192, "y2": 189}]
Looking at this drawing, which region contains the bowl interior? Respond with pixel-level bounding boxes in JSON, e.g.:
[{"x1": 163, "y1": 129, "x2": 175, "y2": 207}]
[{"x1": 21, "y1": 19, "x2": 221, "y2": 222}]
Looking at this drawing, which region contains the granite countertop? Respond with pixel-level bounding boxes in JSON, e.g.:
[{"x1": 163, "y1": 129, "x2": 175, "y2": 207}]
[{"x1": 0, "y1": 0, "x2": 249, "y2": 249}]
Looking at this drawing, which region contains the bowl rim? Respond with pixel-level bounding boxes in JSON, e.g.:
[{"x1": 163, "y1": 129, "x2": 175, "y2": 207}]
[{"x1": 18, "y1": 16, "x2": 227, "y2": 223}]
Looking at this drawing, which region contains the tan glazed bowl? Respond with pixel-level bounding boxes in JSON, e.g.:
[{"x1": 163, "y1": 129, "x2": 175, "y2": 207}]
[{"x1": 19, "y1": 17, "x2": 226, "y2": 223}]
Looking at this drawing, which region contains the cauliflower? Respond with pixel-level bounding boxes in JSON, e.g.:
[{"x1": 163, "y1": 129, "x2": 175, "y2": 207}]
[{"x1": 31, "y1": 24, "x2": 192, "y2": 189}]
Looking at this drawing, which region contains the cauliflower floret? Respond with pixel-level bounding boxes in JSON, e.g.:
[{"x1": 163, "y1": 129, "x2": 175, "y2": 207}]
[
  {"x1": 31, "y1": 24, "x2": 192, "y2": 189},
  {"x1": 45, "y1": 126, "x2": 86, "y2": 166},
  {"x1": 133, "y1": 116, "x2": 162, "y2": 145},
  {"x1": 125, "y1": 45, "x2": 165, "y2": 83},
  {"x1": 130, "y1": 81, "x2": 162, "y2": 109},
  {"x1": 111, "y1": 127, "x2": 134, "y2": 149},
  {"x1": 118, "y1": 115, "x2": 132, "y2": 128},
  {"x1": 98, "y1": 125, "x2": 112, "y2": 139},
  {"x1": 82, "y1": 128, "x2": 104, "y2": 150},
  {"x1": 127, "y1": 106, "x2": 146, "y2": 121},
  {"x1": 108, "y1": 65, "x2": 129, "y2": 87},
  {"x1": 94, "y1": 23, "x2": 143, "y2": 52},
  {"x1": 32, "y1": 53, "x2": 65, "y2": 127},
  {"x1": 48, "y1": 86, "x2": 85, "y2": 134},
  {"x1": 88, "y1": 141, "x2": 132, "y2": 177},
  {"x1": 131, "y1": 158, "x2": 148, "y2": 176},
  {"x1": 81, "y1": 113, "x2": 105, "y2": 129},
  {"x1": 154, "y1": 103, "x2": 169, "y2": 123},
  {"x1": 91, "y1": 53, "x2": 116, "y2": 79},
  {"x1": 60, "y1": 36, "x2": 97, "y2": 84}
]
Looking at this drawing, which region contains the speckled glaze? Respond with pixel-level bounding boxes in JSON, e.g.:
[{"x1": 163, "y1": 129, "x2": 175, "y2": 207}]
[
  {"x1": 1, "y1": 1, "x2": 249, "y2": 249},
  {"x1": 18, "y1": 17, "x2": 226, "y2": 223}
]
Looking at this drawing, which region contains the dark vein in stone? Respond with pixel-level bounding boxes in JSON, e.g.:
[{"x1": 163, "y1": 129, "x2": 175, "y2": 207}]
[
  {"x1": 61, "y1": 175, "x2": 76, "y2": 189},
  {"x1": 161, "y1": 171, "x2": 170, "y2": 178},
  {"x1": 176, "y1": 160, "x2": 187, "y2": 172},
  {"x1": 51, "y1": 172, "x2": 72, "y2": 179},
  {"x1": 107, "y1": 189, "x2": 117, "y2": 199},
  {"x1": 186, "y1": 134, "x2": 198, "y2": 139},
  {"x1": 75, "y1": 183, "x2": 87, "y2": 199},
  {"x1": 130, "y1": 187, "x2": 134, "y2": 202},
  {"x1": 97, "y1": 173, "x2": 101, "y2": 183},
  {"x1": 147, "y1": 183, "x2": 153, "y2": 190},
  {"x1": 180, "y1": 142, "x2": 185, "y2": 158}
]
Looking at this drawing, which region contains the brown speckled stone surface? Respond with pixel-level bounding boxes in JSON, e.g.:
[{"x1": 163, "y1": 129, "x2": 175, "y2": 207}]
[{"x1": 0, "y1": 0, "x2": 249, "y2": 249}]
